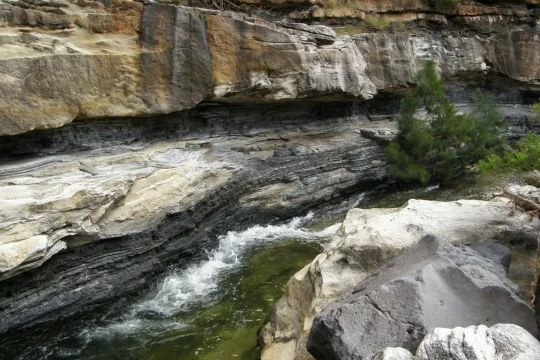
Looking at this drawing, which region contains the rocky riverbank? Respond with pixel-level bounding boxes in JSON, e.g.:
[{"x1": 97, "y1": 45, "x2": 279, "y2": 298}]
[
  {"x1": 259, "y1": 186, "x2": 540, "y2": 359},
  {"x1": 0, "y1": 101, "x2": 391, "y2": 334}
]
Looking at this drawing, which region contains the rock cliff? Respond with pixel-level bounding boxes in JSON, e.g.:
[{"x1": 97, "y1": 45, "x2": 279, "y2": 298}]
[
  {"x1": 0, "y1": 0, "x2": 538, "y2": 135},
  {"x1": 0, "y1": 102, "x2": 389, "y2": 335}
]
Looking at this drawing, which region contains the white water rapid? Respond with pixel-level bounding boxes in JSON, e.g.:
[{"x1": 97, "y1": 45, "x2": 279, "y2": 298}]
[{"x1": 81, "y1": 212, "x2": 341, "y2": 340}]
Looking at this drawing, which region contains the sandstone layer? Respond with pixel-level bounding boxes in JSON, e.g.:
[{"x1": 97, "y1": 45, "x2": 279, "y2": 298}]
[
  {"x1": 0, "y1": 0, "x2": 539, "y2": 135},
  {"x1": 0, "y1": 0, "x2": 539, "y2": 341}
]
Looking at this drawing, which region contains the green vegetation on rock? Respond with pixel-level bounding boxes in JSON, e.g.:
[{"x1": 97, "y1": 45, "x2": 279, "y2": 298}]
[
  {"x1": 477, "y1": 102, "x2": 539, "y2": 174},
  {"x1": 531, "y1": 102, "x2": 540, "y2": 117},
  {"x1": 385, "y1": 60, "x2": 506, "y2": 185},
  {"x1": 365, "y1": 15, "x2": 390, "y2": 29},
  {"x1": 478, "y1": 133, "x2": 540, "y2": 173}
]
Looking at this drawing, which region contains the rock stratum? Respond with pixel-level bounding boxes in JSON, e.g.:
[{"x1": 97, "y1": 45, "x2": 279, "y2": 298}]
[
  {"x1": 0, "y1": 0, "x2": 539, "y2": 135},
  {"x1": 0, "y1": 0, "x2": 539, "y2": 341},
  {"x1": 0, "y1": 102, "x2": 390, "y2": 336}
]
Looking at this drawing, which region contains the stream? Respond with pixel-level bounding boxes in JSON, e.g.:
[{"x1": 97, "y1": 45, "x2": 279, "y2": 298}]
[
  {"x1": 3, "y1": 174, "x2": 533, "y2": 360},
  {"x1": 4, "y1": 213, "x2": 340, "y2": 360}
]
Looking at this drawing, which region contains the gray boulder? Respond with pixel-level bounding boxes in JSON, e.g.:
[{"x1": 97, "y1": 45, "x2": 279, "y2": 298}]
[
  {"x1": 307, "y1": 236, "x2": 538, "y2": 360},
  {"x1": 416, "y1": 324, "x2": 540, "y2": 360},
  {"x1": 471, "y1": 240, "x2": 512, "y2": 274}
]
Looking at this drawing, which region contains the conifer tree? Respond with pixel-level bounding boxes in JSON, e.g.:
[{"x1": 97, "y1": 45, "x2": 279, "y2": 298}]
[{"x1": 386, "y1": 61, "x2": 505, "y2": 185}]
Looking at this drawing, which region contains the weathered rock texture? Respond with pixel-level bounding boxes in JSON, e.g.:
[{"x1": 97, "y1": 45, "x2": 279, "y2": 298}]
[
  {"x1": 243, "y1": 0, "x2": 539, "y2": 27},
  {"x1": 0, "y1": 0, "x2": 538, "y2": 135},
  {"x1": 368, "y1": 347, "x2": 414, "y2": 360},
  {"x1": 0, "y1": 102, "x2": 389, "y2": 335},
  {"x1": 0, "y1": 1, "x2": 378, "y2": 135},
  {"x1": 416, "y1": 324, "x2": 540, "y2": 360},
  {"x1": 259, "y1": 198, "x2": 540, "y2": 360},
  {"x1": 306, "y1": 236, "x2": 538, "y2": 359},
  {"x1": 374, "y1": 324, "x2": 540, "y2": 360},
  {"x1": 0, "y1": 0, "x2": 539, "y2": 341}
]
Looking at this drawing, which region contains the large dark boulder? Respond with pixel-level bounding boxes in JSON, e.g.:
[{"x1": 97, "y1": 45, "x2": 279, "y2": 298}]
[{"x1": 307, "y1": 236, "x2": 539, "y2": 360}]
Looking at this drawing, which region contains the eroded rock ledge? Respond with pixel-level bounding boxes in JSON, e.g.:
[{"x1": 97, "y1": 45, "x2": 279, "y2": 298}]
[
  {"x1": 0, "y1": 0, "x2": 538, "y2": 135},
  {"x1": 0, "y1": 0, "x2": 539, "y2": 340}
]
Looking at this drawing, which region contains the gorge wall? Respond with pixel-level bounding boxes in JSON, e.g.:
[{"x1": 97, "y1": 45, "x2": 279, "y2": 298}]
[
  {"x1": 0, "y1": 0, "x2": 539, "y2": 339},
  {"x1": 0, "y1": 0, "x2": 538, "y2": 136}
]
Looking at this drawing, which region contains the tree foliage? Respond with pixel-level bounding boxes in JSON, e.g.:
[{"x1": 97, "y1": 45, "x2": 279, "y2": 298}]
[{"x1": 385, "y1": 61, "x2": 506, "y2": 185}]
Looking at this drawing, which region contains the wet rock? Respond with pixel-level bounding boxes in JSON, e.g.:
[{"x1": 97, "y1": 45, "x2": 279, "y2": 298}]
[
  {"x1": 0, "y1": 103, "x2": 388, "y2": 334},
  {"x1": 307, "y1": 236, "x2": 538, "y2": 360}
]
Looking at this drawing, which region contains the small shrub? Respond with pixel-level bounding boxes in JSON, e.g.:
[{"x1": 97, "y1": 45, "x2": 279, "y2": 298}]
[
  {"x1": 365, "y1": 16, "x2": 390, "y2": 29},
  {"x1": 478, "y1": 133, "x2": 540, "y2": 173},
  {"x1": 531, "y1": 102, "x2": 540, "y2": 117}
]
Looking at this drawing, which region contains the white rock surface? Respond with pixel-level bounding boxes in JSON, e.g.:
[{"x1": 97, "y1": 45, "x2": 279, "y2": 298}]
[
  {"x1": 336, "y1": 198, "x2": 531, "y2": 252},
  {"x1": 0, "y1": 142, "x2": 238, "y2": 279},
  {"x1": 416, "y1": 324, "x2": 540, "y2": 360},
  {"x1": 369, "y1": 347, "x2": 414, "y2": 360}
]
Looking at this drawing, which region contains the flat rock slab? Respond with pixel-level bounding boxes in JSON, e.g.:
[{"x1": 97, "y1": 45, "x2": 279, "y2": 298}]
[{"x1": 307, "y1": 236, "x2": 539, "y2": 360}]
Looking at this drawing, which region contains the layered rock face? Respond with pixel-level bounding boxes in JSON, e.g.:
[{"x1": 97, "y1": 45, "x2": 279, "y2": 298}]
[
  {"x1": 0, "y1": 0, "x2": 538, "y2": 135},
  {"x1": 0, "y1": 0, "x2": 377, "y2": 135},
  {"x1": 0, "y1": 0, "x2": 539, "y2": 340},
  {"x1": 0, "y1": 102, "x2": 389, "y2": 334},
  {"x1": 259, "y1": 198, "x2": 540, "y2": 359}
]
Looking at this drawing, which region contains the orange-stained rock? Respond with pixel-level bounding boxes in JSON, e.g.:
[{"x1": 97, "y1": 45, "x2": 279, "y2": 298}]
[
  {"x1": 486, "y1": 29, "x2": 540, "y2": 83},
  {"x1": 0, "y1": 1, "x2": 537, "y2": 136}
]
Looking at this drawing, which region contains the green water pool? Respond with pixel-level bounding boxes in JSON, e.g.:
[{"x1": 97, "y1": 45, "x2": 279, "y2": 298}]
[{"x1": 72, "y1": 239, "x2": 322, "y2": 360}]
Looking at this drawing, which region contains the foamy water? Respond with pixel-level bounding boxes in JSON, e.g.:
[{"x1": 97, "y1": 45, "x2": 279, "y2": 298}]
[{"x1": 82, "y1": 213, "x2": 340, "y2": 340}]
